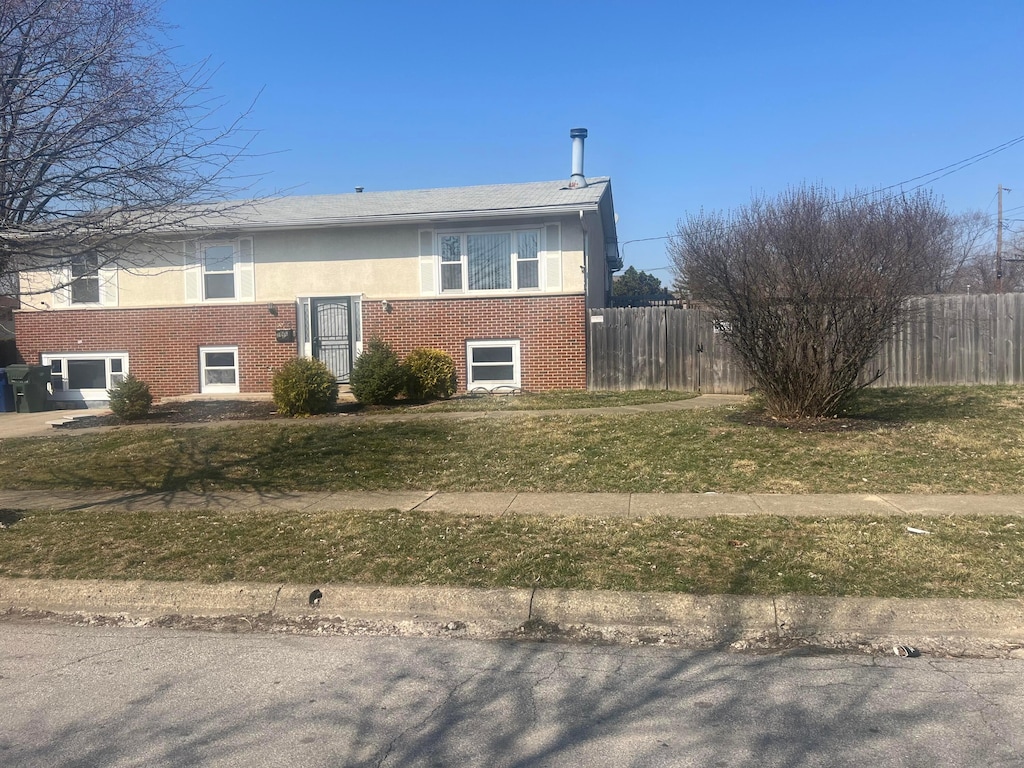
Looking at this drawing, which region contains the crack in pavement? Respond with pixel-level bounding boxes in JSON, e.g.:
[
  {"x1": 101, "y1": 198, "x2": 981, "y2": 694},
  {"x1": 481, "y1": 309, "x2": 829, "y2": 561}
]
[{"x1": 372, "y1": 666, "x2": 487, "y2": 767}]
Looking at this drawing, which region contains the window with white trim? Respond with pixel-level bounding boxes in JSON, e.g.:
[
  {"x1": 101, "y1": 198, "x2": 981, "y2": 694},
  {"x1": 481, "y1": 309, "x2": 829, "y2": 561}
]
[
  {"x1": 439, "y1": 229, "x2": 541, "y2": 293},
  {"x1": 202, "y1": 243, "x2": 237, "y2": 300},
  {"x1": 466, "y1": 339, "x2": 521, "y2": 391},
  {"x1": 70, "y1": 252, "x2": 100, "y2": 304},
  {"x1": 42, "y1": 352, "x2": 128, "y2": 401},
  {"x1": 184, "y1": 237, "x2": 254, "y2": 303},
  {"x1": 200, "y1": 346, "x2": 239, "y2": 393}
]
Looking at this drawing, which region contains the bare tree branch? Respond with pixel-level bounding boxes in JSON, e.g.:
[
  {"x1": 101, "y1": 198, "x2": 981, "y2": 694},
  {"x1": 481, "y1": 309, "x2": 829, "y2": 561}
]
[{"x1": 0, "y1": 0, "x2": 261, "y2": 291}]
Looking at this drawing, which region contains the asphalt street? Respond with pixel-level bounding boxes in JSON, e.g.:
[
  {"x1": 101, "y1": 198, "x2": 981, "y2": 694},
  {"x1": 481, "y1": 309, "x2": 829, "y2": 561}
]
[{"x1": 2, "y1": 620, "x2": 1023, "y2": 767}]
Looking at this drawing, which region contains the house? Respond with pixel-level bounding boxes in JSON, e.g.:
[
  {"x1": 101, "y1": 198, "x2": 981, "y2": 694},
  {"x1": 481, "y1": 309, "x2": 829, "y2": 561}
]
[{"x1": 14, "y1": 129, "x2": 621, "y2": 406}]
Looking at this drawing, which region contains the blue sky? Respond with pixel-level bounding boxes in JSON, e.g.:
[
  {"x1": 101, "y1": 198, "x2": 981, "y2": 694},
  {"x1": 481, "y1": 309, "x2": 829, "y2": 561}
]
[{"x1": 161, "y1": 1, "x2": 1024, "y2": 279}]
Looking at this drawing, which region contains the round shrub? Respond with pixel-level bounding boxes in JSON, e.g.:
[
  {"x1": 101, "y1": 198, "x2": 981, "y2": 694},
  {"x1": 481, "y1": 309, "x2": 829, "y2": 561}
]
[
  {"x1": 350, "y1": 339, "x2": 406, "y2": 405},
  {"x1": 272, "y1": 357, "x2": 339, "y2": 416},
  {"x1": 107, "y1": 374, "x2": 152, "y2": 421},
  {"x1": 404, "y1": 347, "x2": 457, "y2": 401}
]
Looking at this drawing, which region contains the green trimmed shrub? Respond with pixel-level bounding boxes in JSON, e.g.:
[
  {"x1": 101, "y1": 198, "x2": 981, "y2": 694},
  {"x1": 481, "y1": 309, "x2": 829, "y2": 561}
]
[
  {"x1": 107, "y1": 374, "x2": 152, "y2": 421},
  {"x1": 404, "y1": 347, "x2": 457, "y2": 401},
  {"x1": 272, "y1": 357, "x2": 339, "y2": 416},
  {"x1": 350, "y1": 339, "x2": 406, "y2": 405}
]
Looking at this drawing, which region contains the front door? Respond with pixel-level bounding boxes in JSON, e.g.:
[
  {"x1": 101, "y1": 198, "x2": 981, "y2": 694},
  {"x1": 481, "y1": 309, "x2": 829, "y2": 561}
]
[{"x1": 311, "y1": 298, "x2": 353, "y2": 383}]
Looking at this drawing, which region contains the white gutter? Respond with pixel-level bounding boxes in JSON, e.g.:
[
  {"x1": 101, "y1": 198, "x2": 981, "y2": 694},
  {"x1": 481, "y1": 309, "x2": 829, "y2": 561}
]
[{"x1": 152, "y1": 202, "x2": 605, "y2": 235}]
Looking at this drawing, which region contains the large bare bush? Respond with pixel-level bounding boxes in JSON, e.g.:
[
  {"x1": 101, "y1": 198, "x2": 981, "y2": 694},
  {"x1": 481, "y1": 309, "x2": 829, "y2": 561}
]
[{"x1": 670, "y1": 186, "x2": 952, "y2": 418}]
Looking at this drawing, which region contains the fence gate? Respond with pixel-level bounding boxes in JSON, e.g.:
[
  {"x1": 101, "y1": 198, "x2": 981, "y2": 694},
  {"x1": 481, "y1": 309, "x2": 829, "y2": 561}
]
[
  {"x1": 588, "y1": 307, "x2": 750, "y2": 393},
  {"x1": 311, "y1": 297, "x2": 353, "y2": 383}
]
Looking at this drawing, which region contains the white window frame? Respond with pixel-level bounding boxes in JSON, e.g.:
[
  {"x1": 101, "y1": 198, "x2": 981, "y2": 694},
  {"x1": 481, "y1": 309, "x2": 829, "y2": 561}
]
[
  {"x1": 438, "y1": 227, "x2": 543, "y2": 294},
  {"x1": 200, "y1": 345, "x2": 240, "y2": 394},
  {"x1": 466, "y1": 339, "x2": 521, "y2": 392},
  {"x1": 41, "y1": 352, "x2": 128, "y2": 402},
  {"x1": 200, "y1": 241, "x2": 239, "y2": 301},
  {"x1": 69, "y1": 252, "x2": 100, "y2": 305}
]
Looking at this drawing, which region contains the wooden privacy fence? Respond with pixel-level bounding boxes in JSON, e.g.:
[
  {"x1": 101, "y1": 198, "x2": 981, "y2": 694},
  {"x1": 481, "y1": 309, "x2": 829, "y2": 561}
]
[{"x1": 588, "y1": 293, "x2": 1024, "y2": 393}]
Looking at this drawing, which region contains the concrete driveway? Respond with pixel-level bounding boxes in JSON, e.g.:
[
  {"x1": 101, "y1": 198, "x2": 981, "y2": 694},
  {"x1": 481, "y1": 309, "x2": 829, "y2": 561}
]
[{"x1": 0, "y1": 408, "x2": 109, "y2": 439}]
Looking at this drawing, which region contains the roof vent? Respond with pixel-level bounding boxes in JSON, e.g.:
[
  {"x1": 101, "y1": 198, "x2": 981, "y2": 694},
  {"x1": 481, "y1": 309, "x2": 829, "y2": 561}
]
[
  {"x1": 569, "y1": 128, "x2": 588, "y2": 189},
  {"x1": 355, "y1": 186, "x2": 364, "y2": 193}
]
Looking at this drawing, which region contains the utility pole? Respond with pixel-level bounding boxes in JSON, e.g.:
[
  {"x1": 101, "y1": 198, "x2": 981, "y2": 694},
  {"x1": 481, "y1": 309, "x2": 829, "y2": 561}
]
[{"x1": 997, "y1": 185, "x2": 1011, "y2": 293}]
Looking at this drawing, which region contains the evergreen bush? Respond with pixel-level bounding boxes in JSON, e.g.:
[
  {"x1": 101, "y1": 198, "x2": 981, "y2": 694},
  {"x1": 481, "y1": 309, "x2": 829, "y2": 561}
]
[
  {"x1": 107, "y1": 374, "x2": 153, "y2": 421},
  {"x1": 272, "y1": 357, "x2": 339, "y2": 416},
  {"x1": 350, "y1": 339, "x2": 406, "y2": 405},
  {"x1": 404, "y1": 347, "x2": 457, "y2": 401}
]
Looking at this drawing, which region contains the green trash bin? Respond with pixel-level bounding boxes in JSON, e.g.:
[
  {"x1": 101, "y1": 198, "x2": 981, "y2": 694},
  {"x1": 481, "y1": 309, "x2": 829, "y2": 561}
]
[{"x1": 6, "y1": 364, "x2": 52, "y2": 413}]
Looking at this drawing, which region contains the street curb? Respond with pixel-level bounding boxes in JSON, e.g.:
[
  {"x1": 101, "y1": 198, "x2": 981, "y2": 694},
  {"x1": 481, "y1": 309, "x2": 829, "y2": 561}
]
[{"x1": 3, "y1": 578, "x2": 1024, "y2": 657}]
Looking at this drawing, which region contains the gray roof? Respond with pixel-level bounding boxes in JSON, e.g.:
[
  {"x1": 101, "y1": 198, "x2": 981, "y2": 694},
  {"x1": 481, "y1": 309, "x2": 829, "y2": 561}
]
[{"x1": 188, "y1": 178, "x2": 613, "y2": 230}]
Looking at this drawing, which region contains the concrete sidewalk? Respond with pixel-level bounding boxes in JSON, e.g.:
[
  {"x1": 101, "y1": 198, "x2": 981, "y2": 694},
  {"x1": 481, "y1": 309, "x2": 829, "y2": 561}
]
[{"x1": 2, "y1": 488, "x2": 1024, "y2": 517}]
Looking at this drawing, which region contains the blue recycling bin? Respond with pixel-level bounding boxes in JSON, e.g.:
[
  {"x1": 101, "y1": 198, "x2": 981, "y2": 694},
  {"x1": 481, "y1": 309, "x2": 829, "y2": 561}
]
[{"x1": 0, "y1": 368, "x2": 13, "y2": 412}]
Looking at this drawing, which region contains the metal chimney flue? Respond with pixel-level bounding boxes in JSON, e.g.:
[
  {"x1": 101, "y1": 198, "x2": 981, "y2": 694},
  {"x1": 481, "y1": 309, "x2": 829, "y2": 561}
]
[{"x1": 569, "y1": 127, "x2": 588, "y2": 189}]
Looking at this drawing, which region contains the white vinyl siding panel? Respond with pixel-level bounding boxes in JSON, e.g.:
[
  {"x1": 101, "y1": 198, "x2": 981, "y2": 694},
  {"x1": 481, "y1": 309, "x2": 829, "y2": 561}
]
[
  {"x1": 50, "y1": 268, "x2": 70, "y2": 308},
  {"x1": 237, "y1": 237, "x2": 255, "y2": 300},
  {"x1": 183, "y1": 240, "x2": 201, "y2": 302},
  {"x1": 544, "y1": 224, "x2": 561, "y2": 291},
  {"x1": 98, "y1": 265, "x2": 118, "y2": 306},
  {"x1": 418, "y1": 229, "x2": 436, "y2": 295}
]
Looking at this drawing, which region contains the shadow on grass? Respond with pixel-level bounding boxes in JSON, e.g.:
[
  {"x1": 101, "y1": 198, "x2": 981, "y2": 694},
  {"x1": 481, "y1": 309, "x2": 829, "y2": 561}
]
[
  {"x1": 846, "y1": 387, "x2": 1000, "y2": 423},
  {"x1": 36, "y1": 419, "x2": 457, "y2": 497},
  {"x1": 728, "y1": 387, "x2": 1000, "y2": 430},
  {"x1": 0, "y1": 509, "x2": 24, "y2": 527}
]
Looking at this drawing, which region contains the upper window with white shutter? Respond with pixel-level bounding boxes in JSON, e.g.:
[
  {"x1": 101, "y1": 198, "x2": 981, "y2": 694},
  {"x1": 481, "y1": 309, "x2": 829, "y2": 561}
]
[
  {"x1": 185, "y1": 237, "x2": 255, "y2": 303},
  {"x1": 51, "y1": 252, "x2": 118, "y2": 307}
]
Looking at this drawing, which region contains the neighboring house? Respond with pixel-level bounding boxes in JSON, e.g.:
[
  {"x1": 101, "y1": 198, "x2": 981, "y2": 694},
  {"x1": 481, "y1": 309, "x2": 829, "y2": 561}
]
[{"x1": 14, "y1": 129, "x2": 621, "y2": 406}]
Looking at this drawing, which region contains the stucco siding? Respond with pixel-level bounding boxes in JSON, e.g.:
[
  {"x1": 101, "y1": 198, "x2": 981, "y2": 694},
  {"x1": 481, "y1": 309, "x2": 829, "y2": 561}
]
[{"x1": 18, "y1": 216, "x2": 589, "y2": 311}]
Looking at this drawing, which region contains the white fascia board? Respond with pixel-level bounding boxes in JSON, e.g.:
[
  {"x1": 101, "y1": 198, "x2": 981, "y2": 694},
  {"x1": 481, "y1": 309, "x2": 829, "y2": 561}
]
[{"x1": 156, "y1": 203, "x2": 603, "y2": 236}]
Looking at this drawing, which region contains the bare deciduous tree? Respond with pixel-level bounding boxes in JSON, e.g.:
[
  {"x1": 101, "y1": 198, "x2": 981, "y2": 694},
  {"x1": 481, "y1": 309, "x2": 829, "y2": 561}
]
[
  {"x1": 951, "y1": 215, "x2": 1024, "y2": 294},
  {"x1": 669, "y1": 185, "x2": 953, "y2": 418},
  {"x1": 0, "y1": 0, "x2": 257, "y2": 293}
]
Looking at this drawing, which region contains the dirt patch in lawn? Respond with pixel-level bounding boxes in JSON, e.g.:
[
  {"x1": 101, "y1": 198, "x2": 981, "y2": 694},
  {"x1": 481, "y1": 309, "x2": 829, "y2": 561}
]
[{"x1": 726, "y1": 409, "x2": 892, "y2": 433}]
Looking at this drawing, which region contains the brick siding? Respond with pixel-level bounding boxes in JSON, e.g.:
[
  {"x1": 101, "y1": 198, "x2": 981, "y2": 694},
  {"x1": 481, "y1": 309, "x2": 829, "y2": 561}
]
[
  {"x1": 15, "y1": 304, "x2": 298, "y2": 399},
  {"x1": 14, "y1": 294, "x2": 587, "y2": 398},
  {"x1": 364, "y1": 295, "x2": 586, "y2": 391}
]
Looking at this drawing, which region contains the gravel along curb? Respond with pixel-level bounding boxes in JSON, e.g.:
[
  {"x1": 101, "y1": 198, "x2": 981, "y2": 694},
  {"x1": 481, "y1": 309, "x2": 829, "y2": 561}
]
[{"x1": 2, "y1": 578, "x2": 1024, "y2": 658}]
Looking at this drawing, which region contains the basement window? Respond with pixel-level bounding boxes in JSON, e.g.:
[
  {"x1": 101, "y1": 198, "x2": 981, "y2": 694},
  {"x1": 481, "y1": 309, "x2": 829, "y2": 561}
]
[
  {"x1": 42, "y1": 352, "x2": 128, "y2": 402},
  {"x1": 200, "y1": 346, "x2": 239, "y2": 394},
  {"x1": 466, "y1": 340, "x2": 521, "y2": 391}
]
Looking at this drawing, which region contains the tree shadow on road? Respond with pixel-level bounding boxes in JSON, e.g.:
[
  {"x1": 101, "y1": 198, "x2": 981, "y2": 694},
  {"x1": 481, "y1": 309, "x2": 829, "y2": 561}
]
[{"x1": 2, "y1": 628, "x2": 1002, "y2": 767}]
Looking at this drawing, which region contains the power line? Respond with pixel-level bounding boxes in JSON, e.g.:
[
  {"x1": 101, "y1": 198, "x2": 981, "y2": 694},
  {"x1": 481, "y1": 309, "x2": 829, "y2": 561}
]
[
  {"x1": 859, "y1": 133, "x2": 1024, "y2": 199},
  {"x1": 620, "y1": 133, "x2": 1024, "y2": 270}
]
